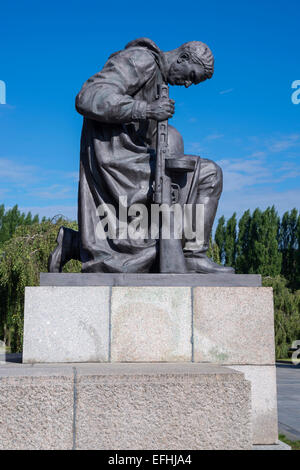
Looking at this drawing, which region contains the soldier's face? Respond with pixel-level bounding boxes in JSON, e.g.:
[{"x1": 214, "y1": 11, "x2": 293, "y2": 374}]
[{"x1": 168, "y1": 60, "x2": 208, "y2": 88}]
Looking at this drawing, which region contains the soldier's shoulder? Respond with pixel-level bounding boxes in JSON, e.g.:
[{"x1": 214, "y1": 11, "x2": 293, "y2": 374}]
[
  {"x1": 124, "y1": 46, "x2": 156, "y2": 67},
  {"x1": 105, "y1": 40, "x2": 159, "y2": 78}
]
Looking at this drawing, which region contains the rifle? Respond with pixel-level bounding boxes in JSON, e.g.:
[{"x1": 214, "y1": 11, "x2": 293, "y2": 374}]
[{"x1": 153, "y1": 84, "x2": 195, "y2": 273}]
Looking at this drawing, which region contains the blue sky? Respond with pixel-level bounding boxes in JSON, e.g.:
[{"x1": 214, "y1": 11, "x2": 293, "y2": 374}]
[{"x1": 0, "y1": 0, "x2": 299, "y2": 222}]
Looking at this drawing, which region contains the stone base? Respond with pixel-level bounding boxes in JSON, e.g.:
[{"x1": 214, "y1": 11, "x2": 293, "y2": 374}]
[
  {"x1": 253, "y1": 440, "x2": 291, "y2": 450},
  {"x1": 0, "y1": 363, "x2": 252, "y2": 450},
  {"x1": 229, "y1": 365, "x2": 278, "y2": 445},
  {"x1": 22, "y1": 280, "x2": 277, "y2": 446},
  {"x1": 23, "y1": 285, "x2": 274, "y2": 365},
  {"x1": 40, "y1": 272, "x2": 262, "y2": 287}
]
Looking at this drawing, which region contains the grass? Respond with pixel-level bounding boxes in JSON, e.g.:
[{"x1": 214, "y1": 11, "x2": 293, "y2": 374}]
[{"x1": 279, "y1": 434, "x2": 300, "y2": 450}]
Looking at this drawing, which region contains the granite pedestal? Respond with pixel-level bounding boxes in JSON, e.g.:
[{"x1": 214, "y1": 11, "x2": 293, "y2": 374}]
[
  {"x1": 21, "y1": 273, "x2": 278, "y2": 446},
  {"x1": 0, "y1": 363, "x2": 252, "y2": 450}
]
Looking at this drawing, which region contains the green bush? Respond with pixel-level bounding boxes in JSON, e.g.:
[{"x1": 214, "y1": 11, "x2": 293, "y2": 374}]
[
  {"x1": 0, "y1": 217, "x2": 80, "y2": 352},
  {"x1": 263, "y1": 276, "x2": 300, "y2": 358}
]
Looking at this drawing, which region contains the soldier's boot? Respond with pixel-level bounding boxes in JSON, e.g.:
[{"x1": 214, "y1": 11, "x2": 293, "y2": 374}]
[
  {"x1": 48, "y1": 226, "x2": 80, "y2": 273},
  {"x1": 184, "y1": 197, "x2": 235, "y2": 274}
]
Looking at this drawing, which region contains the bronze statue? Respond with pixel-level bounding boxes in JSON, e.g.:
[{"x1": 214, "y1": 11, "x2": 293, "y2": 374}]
[{"x1": 48, "y1": 38, "x2": 234, "y2": 274}]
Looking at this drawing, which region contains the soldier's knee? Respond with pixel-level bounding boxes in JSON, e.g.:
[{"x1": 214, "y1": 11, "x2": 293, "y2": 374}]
[
  {"x1": 212, "y1": 161, "x2": 223, "y2": 187},
  {"x1": 200, "y1": 158, "x2": 223, "y2": 195},
  {"x1": 206, "y1": 158, "x2": 222, "y2": 179}
]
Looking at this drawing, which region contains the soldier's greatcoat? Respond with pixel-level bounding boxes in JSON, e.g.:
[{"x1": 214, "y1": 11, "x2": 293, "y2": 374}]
[{"x1": 75, "y1": 38, "x2": 211, "y2": 273}]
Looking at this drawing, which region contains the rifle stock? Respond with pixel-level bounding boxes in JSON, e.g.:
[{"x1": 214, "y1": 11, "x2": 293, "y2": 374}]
[{"x1": 153, "y1": 84, "x2": 195, "y2": 273}]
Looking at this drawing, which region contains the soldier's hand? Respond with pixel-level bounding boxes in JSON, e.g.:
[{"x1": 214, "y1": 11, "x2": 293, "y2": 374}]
[{"x1": 146, "y1": 99, "x2": 175, "y2": 121}]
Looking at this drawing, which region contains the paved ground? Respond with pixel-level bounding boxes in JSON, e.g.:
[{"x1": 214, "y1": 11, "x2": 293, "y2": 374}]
[{"x1": 277, "y1": 363, "x2": 300, "y2": 440}]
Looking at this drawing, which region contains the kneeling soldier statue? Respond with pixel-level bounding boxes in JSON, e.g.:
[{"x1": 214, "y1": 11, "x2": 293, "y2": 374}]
[{"x1": 49, "y1": 38, "x2": 234, "y2": 275}]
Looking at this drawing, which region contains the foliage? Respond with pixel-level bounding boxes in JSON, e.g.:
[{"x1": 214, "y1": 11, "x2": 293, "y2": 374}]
[
  {"x1": 246, "y1": 207, "x2": 282, "y2": 277},
  {"x1": 0, "y1": 217, "x2": 80, "y2": 352},
  {"x1": 235, "y1": 209, "x2": 252, "y2": 274},
  {"x1": 215, "y1": 206, "x2": 299, "y2": 282},
  {"x1": 206, "y1": 236, "x2": 221, "y2": 264},
  {"x1": 279, "y1": 209, "x2": 300, "y2": 288},
  {"x1": 279, "y1": 435, "x2": 300, "y2": 450},
  {"x1": 262, "y1": 276, "x2": 300, "y2": 359},
  {"x1": 215, "y1": 215, "x2": 226, "y2": 264},
  {"x1": 0, "y1": 204, "x2": 40, "y2": 248},
  {"x1": 224, "y1": 212, "x2": 237, "y2": 268}
]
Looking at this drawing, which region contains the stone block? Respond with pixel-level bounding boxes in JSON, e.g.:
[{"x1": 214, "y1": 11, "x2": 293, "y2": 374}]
[
  {"x1": 193, "y1": 287, "x2": 275, "y2": 365},
  {"x1": 253, "y1": 440, "x2": 291, "y2": 450},
  {"x1": 18, "y1": 282, "x2": 278, "y2": 448},
  {"x1": 40, "y1": 272, "x2": 262, "y2": 287},
  {"x1": 0, "y1": 366, "x2": 74, "y2": 450},
  {"x1": 75, "y1": 363, "x2": 252, "y2": 450},
  {"x1": 229, "y1": 365, "x2": 278, "y2": 445},
  {"x1": 23, "y1": 286, "x2": 110, "y2": 363},
  {"x1": 110, "y1": 287, "x2": 192, "y2": 362}
]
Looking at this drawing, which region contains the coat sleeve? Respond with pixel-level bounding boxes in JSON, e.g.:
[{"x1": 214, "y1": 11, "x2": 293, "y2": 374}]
[{"x1": 75, "y1": 49, "x2": 156, "y2": 123}]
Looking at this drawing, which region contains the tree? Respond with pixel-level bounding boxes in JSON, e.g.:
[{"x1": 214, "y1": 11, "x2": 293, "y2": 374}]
[
  {"x1": 246, "y1": 207, "x2": 282, "y2": 276},
  {"x1": 0, "y1": 204, "x2": 8, "y2": 246},
  {"x1": 0, "y1": 205, "x2": 40, "y2": 248},
  {"x1": 263, "y1": 276, "x2": 300, "y2": 358},
  {"x1": 279, "y1": 209, "x2": 299, "y2": 287},
  {"x1": 297, "y1": 215, "x2": 300, "y2": 288},
  {"x1": 215, "y1": 216, "x2": 226, "y2": 264},
  {"x1": 224, "y1": 213, "x2": 237, "y2": 268},
  {"x1": 207, "y1": 235, "x2": 221, "y2": 264},
  {"x1": 235, "y1": 209, "x2": 252, "y2": 274},
  {"x1": 0, "y1": 217, "x2": 80, "y2": 352},
  {"x1": 261, "y1": 207, "x2": 282, "y2": 276}
]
